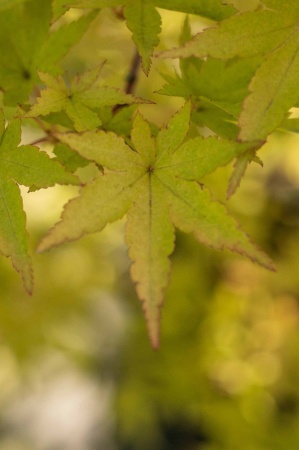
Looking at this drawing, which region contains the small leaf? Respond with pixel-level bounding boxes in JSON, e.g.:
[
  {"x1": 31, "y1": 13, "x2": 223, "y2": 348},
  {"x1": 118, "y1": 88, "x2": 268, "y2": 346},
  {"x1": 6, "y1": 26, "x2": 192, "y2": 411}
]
[
  {"x1": 124, "y1": 0, "x2": 161, "y2": 75},
  {"x1": 159, "y1": 56, "x2": 261, "y2": 139},
  {"x1": 27, "y1": 69, "x2": 148, "y2": 131}
]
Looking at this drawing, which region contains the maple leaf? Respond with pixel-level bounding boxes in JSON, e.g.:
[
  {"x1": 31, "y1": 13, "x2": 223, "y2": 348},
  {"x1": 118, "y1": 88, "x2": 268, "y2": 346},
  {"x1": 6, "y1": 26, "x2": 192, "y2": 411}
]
[
  {"x1": 158, "y1": 16, "x2": 262, "y2": 141},
  {"x1": 37, "y1": 102, "x2": 274, "y2": 348},
  {"x1": 0, "y1": 110, "x2": 79, "y2": 293},
  {"x1": 0, "y1": 0, "x2": 96, "y2": 105},
  {"x1": 159, "y1": 55, "x2": 261, "y2": 140},
  {"x1": 55, "y1": 0, "x2": 235, "y2": 74},
  {"x1": 27, "y1": 69, "x2": 148, "y2": 132},
  {"x1": 160, "y1": 1, "x2": 299, "y2": 142}
]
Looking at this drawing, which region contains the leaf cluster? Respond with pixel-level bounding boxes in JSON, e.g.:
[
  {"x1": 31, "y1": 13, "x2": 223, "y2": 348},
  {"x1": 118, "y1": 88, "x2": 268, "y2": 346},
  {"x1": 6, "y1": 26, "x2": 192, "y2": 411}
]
[{"x1": 0, "y1": 0, "x2": 293, "y2": 346}]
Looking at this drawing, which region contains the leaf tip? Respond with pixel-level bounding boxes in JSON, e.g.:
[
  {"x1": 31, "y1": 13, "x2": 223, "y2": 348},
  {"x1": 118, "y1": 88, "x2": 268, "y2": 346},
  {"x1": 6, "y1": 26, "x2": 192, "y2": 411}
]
[{"x1": 145, "y1": 310, "x2": 161, "y2": 350}]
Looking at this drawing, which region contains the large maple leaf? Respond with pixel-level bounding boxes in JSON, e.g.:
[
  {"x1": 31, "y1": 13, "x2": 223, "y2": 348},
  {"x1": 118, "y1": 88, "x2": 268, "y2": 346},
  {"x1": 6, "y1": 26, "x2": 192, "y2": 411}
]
[
  {"x1": 38, "y1": 102, "x2": 274, "y2": 348},
  {"x1": 53, "y1": 0, "x2": 235, "y2": 74},
  {"x1": 0, "y1": 111, "x2": 79, "y2": 293},
  {"x1": 160, "y1": 0, "x2": 299, "y2": 142}
]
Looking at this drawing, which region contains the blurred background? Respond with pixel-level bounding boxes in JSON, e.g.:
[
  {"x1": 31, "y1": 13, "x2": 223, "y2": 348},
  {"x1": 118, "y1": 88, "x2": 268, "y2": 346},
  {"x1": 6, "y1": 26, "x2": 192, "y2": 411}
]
[{"x1": 1, "y1": 6, "x2": 299, "y2": 450}]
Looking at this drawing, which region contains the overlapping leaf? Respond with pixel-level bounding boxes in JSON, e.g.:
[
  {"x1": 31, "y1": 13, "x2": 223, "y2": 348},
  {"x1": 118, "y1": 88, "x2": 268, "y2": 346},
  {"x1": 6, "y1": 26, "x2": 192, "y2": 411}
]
[
  {"x1": 38, "y1": 102, "x2": 274, "y2": 347},
  {"x1": 0, "y1": 110, "x2": 79, "y2": 293},
  {"x1": 0, "y1": 0, "x2": 96, "y2": 105},
  {"x1": 159, "y1": 55, "x2": 261, "y2": 140},
  {"x1": 53, "y1": 0, "x2": 235, "y2": 74},
  {"x1": 160, "y1": 1, "x2": 299, "y2": 142},
  {"x1": 27, "y1": 68, "x2": 148, "y2": 132},
  {"x1": 159, "y1": 17, "x2": 261, "y2": 139},
  {"x1": 158, "y1": 17, "x2": 264, "y2": 194}
]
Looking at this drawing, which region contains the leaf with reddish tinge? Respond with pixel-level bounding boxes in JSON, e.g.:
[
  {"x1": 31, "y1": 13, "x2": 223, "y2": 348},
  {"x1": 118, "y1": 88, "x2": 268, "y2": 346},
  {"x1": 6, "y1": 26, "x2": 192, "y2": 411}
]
[{"x1": 38, "y1": 102, "x2": 274, "y2": 348}]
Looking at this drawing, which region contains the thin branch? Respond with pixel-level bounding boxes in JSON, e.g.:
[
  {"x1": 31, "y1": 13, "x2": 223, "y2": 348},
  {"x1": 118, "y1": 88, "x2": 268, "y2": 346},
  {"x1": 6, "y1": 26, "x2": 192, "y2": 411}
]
[
  {"x1": 29, "y1": 135, "x2": 53, "y2": 146},
  {"x1": 125, "y1": 50, "x2": 141, "y2": 95},
  {"x1": 113, "y1": 49, "x2": 141, "y2": 114}
]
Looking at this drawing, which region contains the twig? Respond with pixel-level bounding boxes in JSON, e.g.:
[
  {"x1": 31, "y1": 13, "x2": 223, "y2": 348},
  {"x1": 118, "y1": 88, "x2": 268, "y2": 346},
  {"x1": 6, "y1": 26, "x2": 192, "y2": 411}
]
[
  {"x1": 29, "y1": 135, "x2": 53, "y2": 146},
  {"x1": 125, "y1": 50, "x2": 141, "y2": 95},
  {"x1": 113, "y1": 49, "x2": 141, "y2": 114}
]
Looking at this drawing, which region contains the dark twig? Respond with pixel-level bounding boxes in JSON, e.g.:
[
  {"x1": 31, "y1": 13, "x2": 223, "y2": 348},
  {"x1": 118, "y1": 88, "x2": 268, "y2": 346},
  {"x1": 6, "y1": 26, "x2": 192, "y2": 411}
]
[
  {"x1": 29, "y1": 136, "x2": 53, "y2": 146},
  {"x1": 125, "y1": 50, "x2": 141, "y2": 95},
  {"x1": 113, "y1": 49, "x2": 141, "y2": 114}
]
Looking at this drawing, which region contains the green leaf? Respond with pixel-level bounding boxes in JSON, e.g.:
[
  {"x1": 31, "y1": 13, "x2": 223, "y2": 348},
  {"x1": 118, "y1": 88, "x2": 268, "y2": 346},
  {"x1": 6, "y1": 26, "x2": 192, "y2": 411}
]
[
  {"x1": 38, "y1": 102, "x2": 274, "y2": 347},
  {"x1": 160, "y1": 4, "x2": 299, "y2": 141},
  {"x1": 124, "y1": 0, "x2": 161, "y2": 75},
  {"x1": 38, "y1": 11, "x2": 98, "y2": 73},
  {"x1": 0, "y1": 0, "x2": 95, "y2": 105},
  {"x1": 0, "y1": 110, "x2": 79, "y2": 292},
  {"x1": 27, "y1": 69, "x2": 147, "y2": 131},
  {"x1": 238, "y1": 34, "x2": 299, "y2": 141},
  {"x1": 159, "y1": 56, "x2": 261, "y2": 139},
  {"x1": 159, "y1": 17, "x2": 261, "y2": 140},
  {"x1": 0, "y1": 178, "x2": 33, "y2": 293},
  {"x1": 159, "y1": 10, "x2": 295, "y2": 60}
]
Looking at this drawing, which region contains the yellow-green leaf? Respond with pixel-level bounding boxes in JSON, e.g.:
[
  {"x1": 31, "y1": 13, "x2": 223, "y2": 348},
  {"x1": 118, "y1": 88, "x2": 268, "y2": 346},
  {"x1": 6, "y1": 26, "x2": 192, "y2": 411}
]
[
  {"x1": 38, "y1": 103, "x2": 274, "y2": 347},
  {"x1": 27, "y1": 69, "x2": 148, "y2": 131}
]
